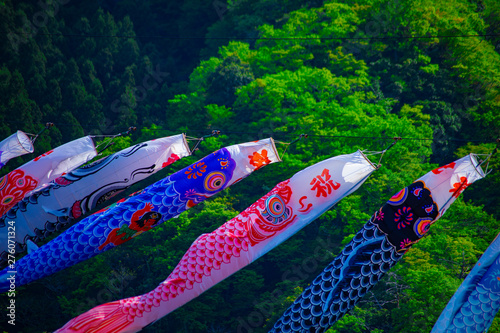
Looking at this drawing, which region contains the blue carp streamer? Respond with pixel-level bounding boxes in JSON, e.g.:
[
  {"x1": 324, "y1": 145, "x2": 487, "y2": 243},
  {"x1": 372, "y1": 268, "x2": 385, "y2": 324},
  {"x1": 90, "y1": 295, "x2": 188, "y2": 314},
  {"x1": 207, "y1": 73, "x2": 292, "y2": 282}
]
[
  {"x1": 0, "y1": 143, "x2": 277, "y2": 292},
  {"x1": 432, "y1": 234, "x2": 500, "y2": 333}
]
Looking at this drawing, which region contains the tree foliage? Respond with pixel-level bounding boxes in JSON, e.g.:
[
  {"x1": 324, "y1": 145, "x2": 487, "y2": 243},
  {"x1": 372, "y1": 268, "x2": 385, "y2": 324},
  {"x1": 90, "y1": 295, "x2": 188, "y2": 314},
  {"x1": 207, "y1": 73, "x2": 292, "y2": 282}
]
[{"x1": 0, "y1": 0, "x2": 499, "y2": 332}]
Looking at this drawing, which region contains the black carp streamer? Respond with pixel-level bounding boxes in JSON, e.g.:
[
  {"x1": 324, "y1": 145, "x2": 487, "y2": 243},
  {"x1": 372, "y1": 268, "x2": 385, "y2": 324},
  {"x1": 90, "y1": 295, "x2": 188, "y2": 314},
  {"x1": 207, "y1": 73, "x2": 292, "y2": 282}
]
[{"x1": 271, "y1": 181, "x2": 441, "y2": 332}]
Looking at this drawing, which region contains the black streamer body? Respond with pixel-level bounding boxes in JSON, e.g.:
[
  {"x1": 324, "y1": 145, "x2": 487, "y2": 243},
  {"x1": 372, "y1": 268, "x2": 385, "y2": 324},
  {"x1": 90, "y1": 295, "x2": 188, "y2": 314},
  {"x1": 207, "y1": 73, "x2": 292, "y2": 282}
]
[{"x1": 271, "y1": 181, "x2": 439, "y2": 332}]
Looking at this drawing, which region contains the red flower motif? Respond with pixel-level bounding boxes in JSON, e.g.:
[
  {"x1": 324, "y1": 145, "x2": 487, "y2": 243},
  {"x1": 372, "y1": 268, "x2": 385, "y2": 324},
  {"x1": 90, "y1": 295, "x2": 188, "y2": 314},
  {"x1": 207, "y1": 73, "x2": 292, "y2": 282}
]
[
  {"x1": 400, "y1": 238, "x2": 412, "y2": 249},
  {"x1": 376, "y1": 208, "x2": 384, "y2": 221},
  {"x1": 162, "y1": 154, "x2": 180, "y2": 168},
  {"x1": 248, "y1": 150, "x2": 271, "y2": 170},
  {"x1": 394, "y1": 206, "x2": 413, "y2": 230},
  {"x1": 0, "y1": 169, "x2": 38, "y2": 216},
  {"x1": 185, "y1": 162, "x2": 207, "y2": 179},
  {"x1": 449, "y1": 176, "x2": 469, "y2": 198}
]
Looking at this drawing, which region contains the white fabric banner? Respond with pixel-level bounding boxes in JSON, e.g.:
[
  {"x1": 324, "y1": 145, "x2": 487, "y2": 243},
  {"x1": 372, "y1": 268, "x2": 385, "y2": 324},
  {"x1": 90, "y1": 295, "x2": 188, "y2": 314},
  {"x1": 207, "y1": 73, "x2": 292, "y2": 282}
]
[
  {"x1": 418, "y1": 154, "x2": 485, "y2": 217},
  {"x1": 0, "y1": 131, "x2": 34, "y2": 168},
  {"x1": 0, "y1": 136, "x2": 97, "y2": 218},
  {"x1": 0, "y1": 134, "x2": 190, "y2": 263}
]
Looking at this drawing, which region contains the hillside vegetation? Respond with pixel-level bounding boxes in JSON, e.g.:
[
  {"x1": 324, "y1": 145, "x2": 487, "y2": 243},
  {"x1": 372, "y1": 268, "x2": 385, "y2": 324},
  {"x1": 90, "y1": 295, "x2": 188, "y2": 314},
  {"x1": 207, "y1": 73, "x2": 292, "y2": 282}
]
[{"x1": 0, "y1": 0, "x2": 499, "y2": 331}]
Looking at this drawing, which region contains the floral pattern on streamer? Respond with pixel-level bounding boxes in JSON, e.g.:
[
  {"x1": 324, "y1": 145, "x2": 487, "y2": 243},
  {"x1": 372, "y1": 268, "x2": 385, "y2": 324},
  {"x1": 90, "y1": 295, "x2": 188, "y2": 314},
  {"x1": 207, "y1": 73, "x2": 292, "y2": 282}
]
[
  {"x1": 162, "y1": 153, "x2": 180, "y2": 168},
  {"x1": 375, "y1": 208, "x2": 384, "y2": 221},
  {"x1": 0, "y1": 169, "x2": 38, "y2": 216},
  {"x1": 431, "y1": 161, "x2": 456, "y2": 174},
  {"x1": 248, "y1": 149, "x2": 271, "y2": 170},
  {"x1": 400, "y1": 238, "x2": 412, "y2": 249},
  {"x1": 450, "y1": 176, "x2": 470, "y2": 198},
  {"x1": 394, "y1": 207, "x2": 413, "y2": 229},
  {"x1": 373, "y1": 180, "x2": 438, "y2": 252},
  {"x1": 185, "y1": 162, "x2": 207, "y2": 179}
]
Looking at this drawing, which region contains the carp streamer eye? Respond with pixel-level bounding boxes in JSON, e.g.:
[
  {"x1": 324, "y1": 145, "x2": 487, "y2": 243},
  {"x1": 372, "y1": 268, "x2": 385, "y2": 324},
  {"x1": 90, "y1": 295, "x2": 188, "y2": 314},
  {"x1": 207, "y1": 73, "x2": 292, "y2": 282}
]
[
  {"x1": 204, "y1": 171, "x2": 226, "y2": 192},
  {"x1": 265, "y1": 194, "x2": 286, "y2": 218}
]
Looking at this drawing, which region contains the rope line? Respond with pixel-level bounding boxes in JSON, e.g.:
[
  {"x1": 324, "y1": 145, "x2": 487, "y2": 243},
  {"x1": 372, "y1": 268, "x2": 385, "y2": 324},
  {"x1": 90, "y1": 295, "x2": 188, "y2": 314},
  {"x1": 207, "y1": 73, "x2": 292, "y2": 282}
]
[
  {"x1": 190, "y1": 130, "x2": 221, "y2": 154},
  {"x1": 276, "y1": 134, "x2": 308, "y2": 158},
  {"x1": 5, "y1": 122, "x2": 495, "y2": 144},
  {"x1": 93, "y1": 127, "x2": 136, "y2": 154},
  {"x1": 4, "y1": 32, "x2": 500, "y2": 41},
  {"x1": 376, "y1": 137, "x2": 402, "y2": 168},
  {"x1": 141, "y1": 129, "x2": 497, "y2": 143}
]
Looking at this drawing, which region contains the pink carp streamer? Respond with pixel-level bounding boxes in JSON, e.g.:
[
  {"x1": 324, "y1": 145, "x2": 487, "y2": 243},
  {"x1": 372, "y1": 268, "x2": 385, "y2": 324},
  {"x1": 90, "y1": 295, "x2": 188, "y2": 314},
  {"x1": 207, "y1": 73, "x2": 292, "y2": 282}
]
[
  {"x1": 56, "y1": 150, "x2": 376, "y2": 333},
  {"x1": 0, "y1": 136, "x2": 97, "y2": 217},
  {"x1": 0, "y1": 131, "x2": 34, "y2": 169}
]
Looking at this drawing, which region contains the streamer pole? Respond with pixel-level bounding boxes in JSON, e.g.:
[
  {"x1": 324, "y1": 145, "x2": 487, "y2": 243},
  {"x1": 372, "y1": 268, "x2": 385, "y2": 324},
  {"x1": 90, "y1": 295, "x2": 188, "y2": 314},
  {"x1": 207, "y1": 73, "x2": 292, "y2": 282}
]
[{"x1": 31, "y1": 122, "x2": 54, "y2": 144}]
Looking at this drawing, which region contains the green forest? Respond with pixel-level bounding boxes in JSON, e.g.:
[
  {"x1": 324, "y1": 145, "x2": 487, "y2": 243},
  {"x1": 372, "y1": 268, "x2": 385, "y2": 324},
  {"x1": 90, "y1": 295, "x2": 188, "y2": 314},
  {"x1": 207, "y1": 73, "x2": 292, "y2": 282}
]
[{"x1": 0, "y1": 0, "x2": 499, "y2": 331}]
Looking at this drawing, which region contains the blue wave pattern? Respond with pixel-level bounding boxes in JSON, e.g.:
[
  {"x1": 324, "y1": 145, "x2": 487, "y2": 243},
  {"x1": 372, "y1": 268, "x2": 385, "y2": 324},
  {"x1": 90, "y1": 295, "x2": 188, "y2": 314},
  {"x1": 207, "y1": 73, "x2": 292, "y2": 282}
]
[
  {"x1": 433, "y1": 251, "x2": 500, "y2": 332},
  {"x1": 448, "y1": 262, "x2": 500, "y2": 332},
  {"x1": 271, "y1": 181, "x2": 438, "y2": 332},
  {"x1": 0, "y1": 148, "x2": 238, "y2": 292}
]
